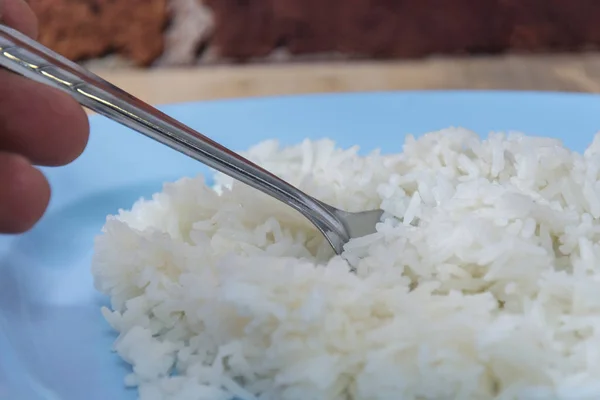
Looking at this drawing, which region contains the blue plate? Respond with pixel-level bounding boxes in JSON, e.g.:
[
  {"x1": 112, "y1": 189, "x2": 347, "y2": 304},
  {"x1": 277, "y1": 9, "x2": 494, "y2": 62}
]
[{"x1": 1, "y1": 91, "x2": 599, "y2": 400}]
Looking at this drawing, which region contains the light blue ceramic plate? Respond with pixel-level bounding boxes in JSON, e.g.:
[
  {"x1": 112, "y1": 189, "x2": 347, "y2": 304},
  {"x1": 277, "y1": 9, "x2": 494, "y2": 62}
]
[{"x1": 1, "y1": 91, "x2": 599, "y2": 400}]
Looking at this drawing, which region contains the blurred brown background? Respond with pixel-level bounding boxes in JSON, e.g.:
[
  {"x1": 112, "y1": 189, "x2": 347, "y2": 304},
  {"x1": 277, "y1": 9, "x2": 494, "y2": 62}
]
[
  {"x1": 22, "y1": 0, "x2": 600, "y2": 102},
  {"x1": 27, "y1": 0, "x2": 600, "y2": 66}
]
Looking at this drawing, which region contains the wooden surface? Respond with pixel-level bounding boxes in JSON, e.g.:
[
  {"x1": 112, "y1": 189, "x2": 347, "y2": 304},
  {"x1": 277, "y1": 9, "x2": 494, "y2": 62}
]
[{"x1": 89, "y1": 53, "x2": 600, "y2": 106}]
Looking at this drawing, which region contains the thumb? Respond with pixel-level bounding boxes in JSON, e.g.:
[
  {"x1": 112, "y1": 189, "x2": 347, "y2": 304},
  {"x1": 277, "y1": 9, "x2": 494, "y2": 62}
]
[{"x1": 0, "y1": 0, "x2": 39, "y2": 39}]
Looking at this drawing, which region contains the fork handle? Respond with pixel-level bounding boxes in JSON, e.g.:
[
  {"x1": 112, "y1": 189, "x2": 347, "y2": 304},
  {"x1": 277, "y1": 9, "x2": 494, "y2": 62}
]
[{"x1": 0, "y1": 24, "x2": 349, "y2": 253}]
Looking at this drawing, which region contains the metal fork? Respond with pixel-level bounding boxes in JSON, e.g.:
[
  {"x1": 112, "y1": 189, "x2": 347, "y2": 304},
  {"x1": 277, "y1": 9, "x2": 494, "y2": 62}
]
[{"x1": 0, "y1": 24, "x2": 383, "y2": 255}]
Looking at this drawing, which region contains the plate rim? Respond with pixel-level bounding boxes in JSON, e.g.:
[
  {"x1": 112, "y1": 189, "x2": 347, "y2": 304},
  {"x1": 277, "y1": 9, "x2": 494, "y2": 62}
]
[{"x1": 147, "y1": 89, "x2": 600, "y2": 114}]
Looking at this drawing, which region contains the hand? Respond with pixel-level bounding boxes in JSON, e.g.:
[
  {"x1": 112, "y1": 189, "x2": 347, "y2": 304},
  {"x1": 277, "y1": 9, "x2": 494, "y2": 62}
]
[{"x1": 0, "y1": 0, "x2": 89, "y2": 233}]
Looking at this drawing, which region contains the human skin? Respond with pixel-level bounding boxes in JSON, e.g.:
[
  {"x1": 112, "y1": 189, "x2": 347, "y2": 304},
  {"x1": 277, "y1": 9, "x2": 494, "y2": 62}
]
[{"x1": 0, "y1": 0, "x2": 89, "y2": 233}]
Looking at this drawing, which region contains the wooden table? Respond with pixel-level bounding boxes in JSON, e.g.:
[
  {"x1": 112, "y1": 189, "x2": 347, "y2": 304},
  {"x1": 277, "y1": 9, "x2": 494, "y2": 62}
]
[{"x1": 89, "y1": 53, "x2": 600, "y2": 105}]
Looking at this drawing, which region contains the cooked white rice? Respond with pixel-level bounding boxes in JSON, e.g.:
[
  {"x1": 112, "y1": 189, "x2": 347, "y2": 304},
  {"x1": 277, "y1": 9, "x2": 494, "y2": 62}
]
[{"x1": 92, "y1": 128, "x2": 600, "y2": 400}]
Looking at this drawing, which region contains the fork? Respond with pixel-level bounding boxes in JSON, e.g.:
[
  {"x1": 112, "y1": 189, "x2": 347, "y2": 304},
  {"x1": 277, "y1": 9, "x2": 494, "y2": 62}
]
[{"x1": 0, "y1": 23, "x2": 383, "y2": 255}]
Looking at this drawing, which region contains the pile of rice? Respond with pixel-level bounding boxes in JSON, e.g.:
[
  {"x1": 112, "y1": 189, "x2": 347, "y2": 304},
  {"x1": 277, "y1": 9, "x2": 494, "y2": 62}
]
[{"x1": 92, "y1": 128, "x2": 600, "y2": 400}]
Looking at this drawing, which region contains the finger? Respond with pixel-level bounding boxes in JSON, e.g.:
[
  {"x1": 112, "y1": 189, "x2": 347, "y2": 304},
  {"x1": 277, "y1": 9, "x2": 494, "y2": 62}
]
[
  {"x1": 0, "y1": 152, "x2": 50, "y2": 233},
  {"x1": 0, "y1": 69, "x2": 90, "y2": 166},
  {"x1": 0, "y1": 0, "x2": 38, "y2": 38}
]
